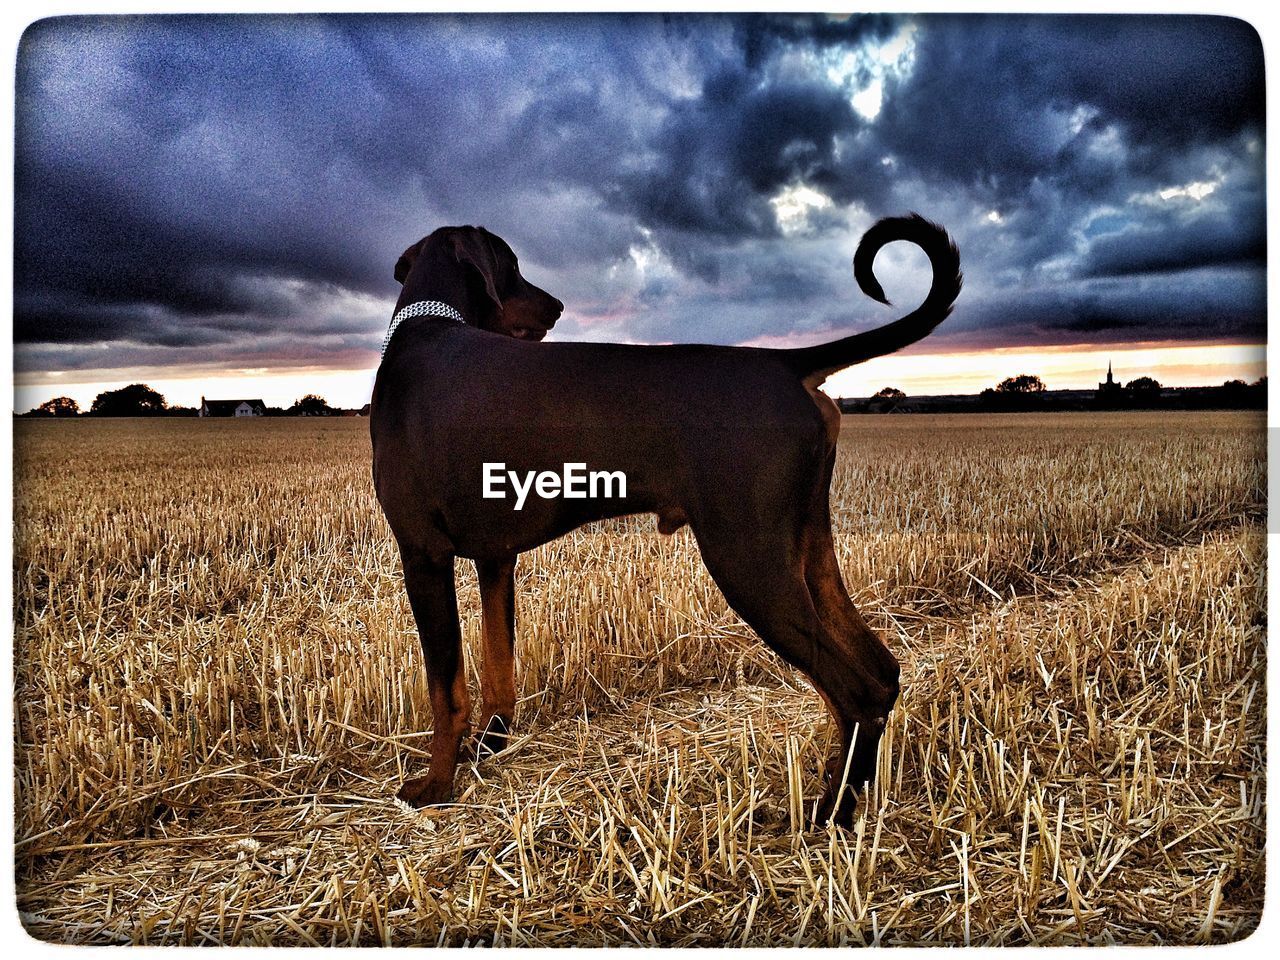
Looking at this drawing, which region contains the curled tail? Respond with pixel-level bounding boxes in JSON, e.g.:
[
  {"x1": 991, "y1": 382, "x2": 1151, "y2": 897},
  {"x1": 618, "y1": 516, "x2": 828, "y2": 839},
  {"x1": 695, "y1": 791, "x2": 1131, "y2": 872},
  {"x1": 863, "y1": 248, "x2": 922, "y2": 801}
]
[{"x1": 786, "y1": 214, "x2": 961, "y2": 385}]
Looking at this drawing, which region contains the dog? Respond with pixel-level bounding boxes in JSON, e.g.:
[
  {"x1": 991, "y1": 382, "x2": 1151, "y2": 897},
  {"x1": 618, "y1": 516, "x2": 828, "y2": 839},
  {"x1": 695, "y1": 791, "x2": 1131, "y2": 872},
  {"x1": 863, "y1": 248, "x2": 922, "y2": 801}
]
[{"x1": 370, "y1": 216, "x2": 960, "y2": 826}]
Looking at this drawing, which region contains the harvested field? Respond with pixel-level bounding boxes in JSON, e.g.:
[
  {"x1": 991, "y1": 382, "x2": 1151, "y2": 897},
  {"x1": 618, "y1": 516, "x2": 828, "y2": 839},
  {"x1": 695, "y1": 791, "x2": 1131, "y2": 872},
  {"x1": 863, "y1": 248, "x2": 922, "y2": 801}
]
[{"x1": 12, "y1": 411, "x2": 1266, "y2": 944}]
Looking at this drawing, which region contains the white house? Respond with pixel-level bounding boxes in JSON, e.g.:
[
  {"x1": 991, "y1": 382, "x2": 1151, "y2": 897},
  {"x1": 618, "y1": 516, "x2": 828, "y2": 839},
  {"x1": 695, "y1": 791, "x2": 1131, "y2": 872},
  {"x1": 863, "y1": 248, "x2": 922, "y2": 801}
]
[{"x1": 199, "y1": 397, "x2": 266, "y2": 418}]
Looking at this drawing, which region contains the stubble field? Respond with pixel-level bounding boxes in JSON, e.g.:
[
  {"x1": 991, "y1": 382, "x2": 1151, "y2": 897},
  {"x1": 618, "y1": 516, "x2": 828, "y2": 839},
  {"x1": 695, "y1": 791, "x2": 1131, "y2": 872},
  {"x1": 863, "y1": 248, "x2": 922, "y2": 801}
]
[{"x1": 12, "y1": 411, "x2": 1266, "y2": 945}]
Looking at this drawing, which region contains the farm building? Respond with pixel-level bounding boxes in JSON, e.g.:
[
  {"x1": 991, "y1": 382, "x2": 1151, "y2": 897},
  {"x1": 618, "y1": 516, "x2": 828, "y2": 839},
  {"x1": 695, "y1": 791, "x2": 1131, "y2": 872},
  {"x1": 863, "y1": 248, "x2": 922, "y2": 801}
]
[{"x1": 199, "y1": 397, "x2": 265, "y2": 418}]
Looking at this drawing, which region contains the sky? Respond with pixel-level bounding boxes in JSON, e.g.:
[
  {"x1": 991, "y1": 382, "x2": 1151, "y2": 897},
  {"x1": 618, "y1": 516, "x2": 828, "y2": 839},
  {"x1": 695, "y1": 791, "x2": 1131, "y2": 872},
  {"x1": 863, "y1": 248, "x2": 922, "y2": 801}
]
[{"x1": 11, "y1": 12, "x2": 1267, "y2": 411}]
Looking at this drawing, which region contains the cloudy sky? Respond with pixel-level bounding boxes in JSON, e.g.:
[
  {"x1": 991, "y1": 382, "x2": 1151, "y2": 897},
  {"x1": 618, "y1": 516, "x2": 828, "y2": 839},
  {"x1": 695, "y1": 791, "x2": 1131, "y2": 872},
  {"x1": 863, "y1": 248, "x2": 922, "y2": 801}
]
[{"x1": 12, "y1": 12, "x2": 1266, "y2": 410}]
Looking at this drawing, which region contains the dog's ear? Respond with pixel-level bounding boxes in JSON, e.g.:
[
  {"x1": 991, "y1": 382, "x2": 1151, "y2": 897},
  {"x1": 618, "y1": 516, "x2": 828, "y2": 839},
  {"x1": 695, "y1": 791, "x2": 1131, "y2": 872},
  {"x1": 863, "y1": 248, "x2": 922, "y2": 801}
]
[
  {"x1": 449, "y1": 230, "x2": 501, "y2": 309},
  {"x1": 394, "y1": 239, "x2": 424, "y2": 285}
]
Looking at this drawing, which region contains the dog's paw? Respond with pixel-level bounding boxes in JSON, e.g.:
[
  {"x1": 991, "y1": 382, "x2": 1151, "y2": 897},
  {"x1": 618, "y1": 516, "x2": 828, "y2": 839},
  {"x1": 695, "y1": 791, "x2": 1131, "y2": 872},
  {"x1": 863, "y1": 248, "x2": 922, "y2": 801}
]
[
  {"x1": 396, "y1": 776, "x2": 452, "y2": 808},
  {"x1": 813, "y1": 789, "x2": 858, "y2": 830},
  {"x1": 472, "y1": 715, "x2": 512, "y2": 760}
]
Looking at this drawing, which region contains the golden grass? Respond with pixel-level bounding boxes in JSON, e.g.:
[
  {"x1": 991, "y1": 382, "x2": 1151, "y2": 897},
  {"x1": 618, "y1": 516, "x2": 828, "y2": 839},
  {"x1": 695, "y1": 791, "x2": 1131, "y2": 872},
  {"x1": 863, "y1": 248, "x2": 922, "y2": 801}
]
[{"x1": 12, "y1": 411, "x2": 1265, "y2": 944}]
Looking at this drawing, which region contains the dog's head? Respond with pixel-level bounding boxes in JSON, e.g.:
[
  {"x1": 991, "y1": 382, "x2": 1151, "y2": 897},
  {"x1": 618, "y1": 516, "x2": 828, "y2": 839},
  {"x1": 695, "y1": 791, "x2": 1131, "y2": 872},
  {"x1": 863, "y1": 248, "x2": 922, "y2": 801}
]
[{"x1": 394, "y1": 226, "x2": 563, "y2": 341}]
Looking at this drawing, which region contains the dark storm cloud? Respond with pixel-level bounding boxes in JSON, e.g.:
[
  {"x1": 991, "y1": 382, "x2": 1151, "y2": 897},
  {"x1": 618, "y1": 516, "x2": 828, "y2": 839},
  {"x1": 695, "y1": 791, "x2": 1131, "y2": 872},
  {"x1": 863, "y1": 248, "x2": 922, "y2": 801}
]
[
  {"x1": 940, "y1": 263, "x2": 1267, "y2": 349},
  {"x1": 875, "y1": 16, "x2": 1264, "y2": 193},
  {"x1": 1083, "y1": 214, "x2": 1266, "y2": 278},
  {"x1": 869, "y1": 15, "x2": 1265, "y2": 295},
  {"x1": 12, "y1": 13, "x2": 1266, "y2": 375},
  {"x1": 602, "y1": 14, "x2": 907, "y2": 238},
  {"x1": 610, "y1": 69, "x2": 863, "y2": 236},
  {"x1": 1078, "y1": 176, "x2": 1267, "y2": 279}
]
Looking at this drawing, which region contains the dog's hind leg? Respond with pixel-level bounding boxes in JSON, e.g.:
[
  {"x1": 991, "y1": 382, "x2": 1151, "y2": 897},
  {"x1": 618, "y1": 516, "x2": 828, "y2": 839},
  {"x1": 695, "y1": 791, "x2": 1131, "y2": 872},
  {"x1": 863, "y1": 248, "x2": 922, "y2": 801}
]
[
  {"x1": 396, "y1": 549, "x2": 472, "y2": 808},
  {"x1": 799, "y1": 480, "x2": 901, "y2": 824},
  {"x1": 693, "y1": 516, "x2": 897, "y2": 828},
  {"x1": 475, "y1": 556, "x2": 518, "y2": 758}
]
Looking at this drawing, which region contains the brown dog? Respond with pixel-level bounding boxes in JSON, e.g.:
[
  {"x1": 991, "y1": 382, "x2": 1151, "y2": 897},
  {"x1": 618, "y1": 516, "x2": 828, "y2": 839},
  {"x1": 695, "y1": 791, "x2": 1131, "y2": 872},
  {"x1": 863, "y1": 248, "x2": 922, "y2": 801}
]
[{"x1": 371, "y1": 217, "x2": 960, "y2": 826}]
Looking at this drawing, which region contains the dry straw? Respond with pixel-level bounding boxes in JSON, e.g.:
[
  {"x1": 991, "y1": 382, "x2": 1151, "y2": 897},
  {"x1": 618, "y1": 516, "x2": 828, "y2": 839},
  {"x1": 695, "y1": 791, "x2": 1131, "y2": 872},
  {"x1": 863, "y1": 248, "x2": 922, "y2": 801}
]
[{"x1": 13, "y1": 412, "x2": 1265, "y2": 944}]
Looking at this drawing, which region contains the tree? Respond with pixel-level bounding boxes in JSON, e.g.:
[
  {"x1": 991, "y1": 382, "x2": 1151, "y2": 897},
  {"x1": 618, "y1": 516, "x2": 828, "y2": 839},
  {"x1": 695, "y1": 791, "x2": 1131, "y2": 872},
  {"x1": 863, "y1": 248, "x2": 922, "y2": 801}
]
[
  {"x1": 90, "y1": 384, "x2": 167, "y2": 416},
  {"x1": 291, "y1": 394, "x2": 333, "y2": 416},
  {"x1": 995, "y1": 374, "x2": 1046, "y2": 394},
  {"x1": 30, "y1": 396, "x2": 80, "y2": 417},
  {"x1": 873, "y1": 387, "x2": 906, "y2": 399},
  {"x1": 1126, "y1": 376, "x2": 1162, "y2": 395}
]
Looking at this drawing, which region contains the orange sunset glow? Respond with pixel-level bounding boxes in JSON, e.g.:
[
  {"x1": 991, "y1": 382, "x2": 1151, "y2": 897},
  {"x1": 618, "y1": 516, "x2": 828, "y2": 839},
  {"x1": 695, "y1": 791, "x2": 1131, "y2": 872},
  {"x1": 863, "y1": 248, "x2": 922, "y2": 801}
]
[
  {"x1": 12, "y1": 340, "x2": 1265, "y2": 415},
  {"x1": 822, "y1": 341, "x2": 1266, "y2": 399}
]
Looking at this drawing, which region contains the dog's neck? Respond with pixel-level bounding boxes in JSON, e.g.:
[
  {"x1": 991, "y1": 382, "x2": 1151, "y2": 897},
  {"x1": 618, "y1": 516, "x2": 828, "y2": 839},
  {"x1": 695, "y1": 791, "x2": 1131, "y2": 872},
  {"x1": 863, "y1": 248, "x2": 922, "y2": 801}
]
[
  {"x1": 382, "y1": 301, "x2": 464, "y2": 358},
  {"x1": 395, "y1": 243, "x2": 490, "y2": 328}
]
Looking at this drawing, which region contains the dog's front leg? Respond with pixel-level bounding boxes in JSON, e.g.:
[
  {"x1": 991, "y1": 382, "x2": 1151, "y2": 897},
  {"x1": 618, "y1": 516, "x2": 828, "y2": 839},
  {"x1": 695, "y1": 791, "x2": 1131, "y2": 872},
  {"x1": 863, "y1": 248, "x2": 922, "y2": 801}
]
[
  {"x1": 475, "y1": 556, "x2": 518, "y2": 758},
  {"x1": 396, "y1": 550, "x2": 471, "y2": 808}
]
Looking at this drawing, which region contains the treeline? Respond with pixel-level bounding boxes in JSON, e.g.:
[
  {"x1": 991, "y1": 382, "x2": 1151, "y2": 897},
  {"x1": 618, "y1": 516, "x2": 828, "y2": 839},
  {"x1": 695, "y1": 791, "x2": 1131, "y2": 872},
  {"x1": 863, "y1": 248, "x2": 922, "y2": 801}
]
[
  {"x1": 841, "y1": 375, "x2": 1268, "y2": 414},
  {"x1": 23, "y1": 374, "x2": 1269, "y2": 419},
  {"x1": 19, "y1": 385, "x2": 363, "y2": 418}
]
